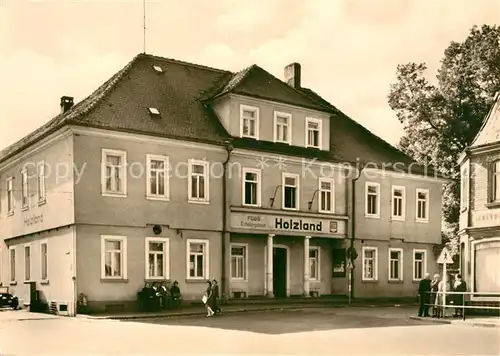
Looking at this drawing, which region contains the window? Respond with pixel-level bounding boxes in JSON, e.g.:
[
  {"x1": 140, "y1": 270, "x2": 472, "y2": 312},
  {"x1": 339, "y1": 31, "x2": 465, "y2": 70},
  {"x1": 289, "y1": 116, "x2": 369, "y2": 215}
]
[
  {"x1": 230, "y1": 244, "x2": 247, "y2": 280},
  {"x1": 388, "y1": 248, "x2": 403, "y2": 281},
  {"x1": 9, "y1": 247, "x2": 15, "y2": 282},
  {"x1": 145, "y1": 237, "x2": 170, "y2": 280},
  {"x1": 362, "y1": 247, "x2": 378, "y2": 281},
  {"x1": 37, "y1": 161, "x2": 46, "y2": 204},
  {"x1": 274, "y1": 112, "x2": 291, "y2": 144},
  {"x1": 240, "y1": 105, "x2": 259, "y2": 139},
  {"x1": 413, "y1": 249, "x2": 427, "y2": 281},
  {"x1": 305, "y1": 117, "x2": 322, "y2": 149},
  {"x1": 242, "y1": 168, "x2": 261, "y2": 206},
  {"x1": 491, "y1": 160, "x2": 500, "y2": 203},
  {"x1": 21, "y1": 169, "x2": 28, "y2": 209},
  {"x1": 391, "y1": 186, "x2": 405, "y2": 220},
  {"x1": 101, "y1": 235, "x2": 127, "y2": 279},
  {"x1": 282, "y1": 173, "x2": 299, "y2": 210},
  {"x1": 318, "y1": 178, "x2": 335, "y2": 213},
  {"x1": 309, "y1": 247, "x2": 320, "y2": 280},
  {"x1": 146, "y1": 154, "x2": 169, "y2": 200},
  {"x1": 6, "y1": 177, "x2": 14, "y2": 214},
  {"x1": 188, "y1": 160, "x2": 209, "y2": 203},
  {"x1": 187, "y1": 239, "x2": 209, "y2": 279},
  {"x1": 416, "y1": 189, "x2": 429, "y2": 221},
  {"x1": 461, "y1": 166, "x2": 469, "y2": 209},
  {"x1": 101, "y1": 149, "x2": 127, "y2": 196},
  {"x1": 24, "y1": 244, "x2": 31, "y2": 281},
  {"x1": 40, "y1": 241, "x2": 48, "y2": 282},
  {"x1": 365, "y1": 182, "x2": 380, "y2": 218}
]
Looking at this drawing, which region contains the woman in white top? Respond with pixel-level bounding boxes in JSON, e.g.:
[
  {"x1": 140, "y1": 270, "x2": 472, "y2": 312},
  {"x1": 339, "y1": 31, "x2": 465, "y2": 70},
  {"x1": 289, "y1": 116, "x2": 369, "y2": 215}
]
[{"x1": 436, "y1": 277, "x2": 450, "y2": 318}]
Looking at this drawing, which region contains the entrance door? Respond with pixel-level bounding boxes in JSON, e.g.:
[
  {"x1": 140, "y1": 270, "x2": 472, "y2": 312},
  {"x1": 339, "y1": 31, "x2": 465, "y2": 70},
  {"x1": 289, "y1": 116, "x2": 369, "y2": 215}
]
[{"x1": 273, "y1": 247, "x2": 287, "y2": 298}]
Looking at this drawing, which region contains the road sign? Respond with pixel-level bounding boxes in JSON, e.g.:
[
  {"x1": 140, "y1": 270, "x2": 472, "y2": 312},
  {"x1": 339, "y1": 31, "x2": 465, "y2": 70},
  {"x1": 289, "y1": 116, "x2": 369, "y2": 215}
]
[
  {"x1": 346, "y1": 259, "x2": 353, "y2": 269},
  {"x1": 437, "y1": 247, "x2": 453, "y2": 264}
]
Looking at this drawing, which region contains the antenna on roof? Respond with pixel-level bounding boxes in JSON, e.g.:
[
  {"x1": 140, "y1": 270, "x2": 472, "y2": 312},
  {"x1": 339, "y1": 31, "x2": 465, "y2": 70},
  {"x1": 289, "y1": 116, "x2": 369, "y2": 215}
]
[{"x1": 143, "y1": 0, "x2": 146, "y2": 54}]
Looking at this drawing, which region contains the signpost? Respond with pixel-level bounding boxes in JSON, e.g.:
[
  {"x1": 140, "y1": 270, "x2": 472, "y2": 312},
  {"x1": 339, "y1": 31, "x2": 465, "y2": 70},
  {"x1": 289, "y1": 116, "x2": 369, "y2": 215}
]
[
  {"x1": 437, "y1": 247, "x2": 454, "y2": 312},
  {"x1": 346, "y1": 258, "x2": 353, "y2": 305}
]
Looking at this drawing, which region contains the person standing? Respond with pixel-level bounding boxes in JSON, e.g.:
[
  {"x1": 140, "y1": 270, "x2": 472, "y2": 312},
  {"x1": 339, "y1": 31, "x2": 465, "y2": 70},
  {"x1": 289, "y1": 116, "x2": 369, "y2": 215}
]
[
  {"x1": 418, "y1": 273, "x2": 431, "y2": 317},
  {"x1": 203, "y1": 281, "x2": 214, "y2": 317},
  {"x1": 430, "y1": 274, "x2": 440, "y2": 317},
  {"x1": 453, "y1": 274, "x2": 467, "y2": 318},
  {"x1": 211, "y1": 279, "x2": 222, "y2": 315}
]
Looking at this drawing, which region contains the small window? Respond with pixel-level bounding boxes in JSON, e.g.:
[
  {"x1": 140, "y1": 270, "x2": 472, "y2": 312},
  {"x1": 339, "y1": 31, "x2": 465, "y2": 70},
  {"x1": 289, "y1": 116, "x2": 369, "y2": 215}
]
[
  {"x1": 318, "y1": 178, "x2": 335, "y2": 213},
  {"x1": 491, "y1": 160, "x2": 500, "y2": 203},
  {"x1": 21, "y1": 169, "x2": 28, "y2": 210},
  {"x1": 101, "y1": 235, "x2": 127, "y2": 279},
  {"x1": 6, "y1": 177, "x2": 14, "y2": 214},
  {"x1": 153, "y1": 65, "x2": 163, "y2": 72},
  {"x1": 101, "y1": 149, "x2": 127, "y2": 197},
  {"x1": 146, "y1": 154, "x2": 169, "y2": 200},
  {"x1": 365, "y1": 182, "x2": 380, "y2": 217},
  {"x1": 274, "y1": 112, "x2": 292, "y2": 144},
  {"x1": 9, "y1": 247, "x2": 16, "y2": 282},
  {"x1": 242, "y1": 168, "x2": 261, "y2": 206},
  {"x1": 148, "y1": 107, "x2": 160, "y2": 116},
  {"x1": 41, "y1": 241, "x2": 48, "y2": 281},
  {"x1": 282, "y1": 173, "x2": 299, "y2": 210},
  {"x1": 388, "y1": 248, "x2": 403, "y2": 281},
  {"x1": 24, "y1": 244, "x2": 31, "y2": 281},
  {"x1": 362, "y1": 247, "x2": 378, "y2": 281},
  {"x1": 188, "y1": 160, "x2": 209, "y2": 203},
  {"x1": 413, "y1": 249, "x2": 427, "y2": 281},
  {"x1": 306, "y1": 117, "x2": 322, "y2": 149},
  {"x1": 231, "y1": 244, "x2": 247, "y2": 280},
  {"x1": 309, "y1": 247, "x2": 320, "y2": 280},
  {"x1": 37, "y1": 161, "x2": 46, "y2": 204},
  {"x1": 187, "y1": 239, "x2": 209, "y2": 279},
  {"x1": 391, "y1": 186, "x2": 405, "y2": 220},
  {"x1": 240, "y1": 105, "x2": 259, "y2": 139},
  {"x1": 416, "y1": 189, "x2": 429, "y2": 221},
  {"x1": 145, "y1": 237, "x2": 170, "y2": 280}
]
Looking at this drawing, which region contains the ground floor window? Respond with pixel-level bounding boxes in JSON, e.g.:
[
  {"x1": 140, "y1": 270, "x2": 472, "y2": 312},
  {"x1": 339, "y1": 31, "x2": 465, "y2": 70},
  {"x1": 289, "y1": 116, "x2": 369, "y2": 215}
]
[
  {"x1": 231, "y1": 244, "x2": 247, "y2": 280},
  {"x1": 187, "y1": 239, "x2": 209, "y2": 279},
  {"x1": 9, "y1": 247, "x2": 15, "y2": 282},
  {"x1": 24, "y1": 244, "x2": 31, "y2": 281},
  {"x1": 388, "y1": 248, "x2": 403, "y2": 281},
  {"x1": 362, "y1": 246, "x2": 378, "y2": 281},
  {"x1": 41, "y1": 241, "x2": 48, "y2": 281},
  {"x1": 101, "y1": 235, "x2": 127, "y2": 279},
  {"x1": 309, "y1": 247, "x2": 320, "y2": 280},
  {"x1": 145, "y1": 237, "x2": 170, "y2": 280},
  {"x1": 473, "y1": 239, "x2": 500, "y2": 293},
  {"x1": 413, "y1": 249, "x2": 426, "y2": 281}
]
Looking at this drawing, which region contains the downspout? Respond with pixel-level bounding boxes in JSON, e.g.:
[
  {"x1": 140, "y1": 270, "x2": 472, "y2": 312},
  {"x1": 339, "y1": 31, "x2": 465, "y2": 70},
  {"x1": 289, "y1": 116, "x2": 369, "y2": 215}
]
[
  {"x1": 221, "y1": 140, "x2": 233, "y2": 303},
  {"x1": 350, "y1": 162, "x2": 365, "y2": 301}
]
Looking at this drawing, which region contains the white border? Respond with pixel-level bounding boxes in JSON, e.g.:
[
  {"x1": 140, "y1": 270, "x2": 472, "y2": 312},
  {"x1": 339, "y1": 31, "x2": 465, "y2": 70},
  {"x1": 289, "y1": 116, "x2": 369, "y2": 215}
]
[
  {"x1": 145, "y1": 237, "x2": 170, "y2": 280},
  {"x1": 241, "y1": 167, "x2": 262, "y2": 207},
  {"x1": 273, "y1": 111, "x2": 292, "y2": 144},
  {"x1": 412, "y1": 248, "x2": 427, "y2": 281},
  {"x1": 318, "y1": 177, "x2": 335, "y2": 213},
  {"x1": 305, "y1": 117, "x2": 322, "y2": 149},
  {"x1": 415, "y1": 188, "x2": 430, "y2": 223},
  {"x1": 186, "y1": 239, "x2": 210, "y2": 280},
  {"x1": 188, "y1": 159, "x2": 210, "y2": 204},
  {"x1": 282, "y1": 172, "x2": 300, "y2": 211},
  {"x1": 100, "y1": 235, "x2": 128, "y2": 280},
  {"x1": 23, "y1": 243, "x2": 32, "y2": 282},
  {"x1": 101, "y1": 148, "x2": 128, "y2": 198},
  {"x1": 8, "y1": 246, "x2": 15, "y2": 283},
  {"x1": 470, "y1": 237, "x2": 500, "y2": 301},
  {"x1": 391, "y1": 185, "x2": 406, "y2": 221},
  {"x1": 37, "y1": 161, "x2": 46, "y2": 205},
  {"x1": 146, "y1": 154, "x2": 170, "y2": 201},
  {"x1": 361, "y1": 246, "x2": 378, "y2": 281},
  {"x1": 365, "y1": 182, "x2": 381, "y2": 219},
  {"x1": 230, "y1": 243, "x2": 249, "y2": 281},
  {"x1": 388, "y1": 247, "x2": 404, "y2": 281},
  {"x1": 309, "y1": 246, "x2": 321, "y2": 281},
  {"x1": 239, "y1": 104, "x2": 260, "y2": 140}
]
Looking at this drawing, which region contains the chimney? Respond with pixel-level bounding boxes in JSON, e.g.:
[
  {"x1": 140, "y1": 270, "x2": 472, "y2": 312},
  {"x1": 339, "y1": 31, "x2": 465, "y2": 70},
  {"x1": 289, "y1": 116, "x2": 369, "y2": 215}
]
[
  {"x1": 60, "y1": 96, "x2": 74, "y2": 113},
  {"x1": 284, "y1": 62, "x2": 301, "y2": 88}
]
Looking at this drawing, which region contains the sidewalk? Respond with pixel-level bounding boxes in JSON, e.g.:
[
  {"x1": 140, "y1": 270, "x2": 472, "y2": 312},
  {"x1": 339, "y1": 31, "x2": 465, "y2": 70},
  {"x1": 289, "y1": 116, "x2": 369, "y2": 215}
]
[
  {"x1": 0, "y1": 309, "x2": 59, "y2": 322},
  {"x1": 409, "y1": 315, "x2": 500, "y2": 328}
]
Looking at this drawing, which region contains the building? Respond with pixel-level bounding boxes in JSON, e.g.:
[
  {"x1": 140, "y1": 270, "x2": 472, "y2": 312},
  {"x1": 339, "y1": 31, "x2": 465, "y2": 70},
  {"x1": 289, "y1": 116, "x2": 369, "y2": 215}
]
[
  {"x1": 458, "y1": 92, "x2": 500, "y2": 302},
  {"x1": 0, "y1": 53, "x2": 446, "y2": 315}
]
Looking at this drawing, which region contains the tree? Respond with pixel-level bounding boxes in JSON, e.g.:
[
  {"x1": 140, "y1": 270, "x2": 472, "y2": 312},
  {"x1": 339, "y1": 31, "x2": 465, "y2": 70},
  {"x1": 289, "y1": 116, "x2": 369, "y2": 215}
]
[{"x1": 388, "y1": 25, "x2": 500, "y2": 254}]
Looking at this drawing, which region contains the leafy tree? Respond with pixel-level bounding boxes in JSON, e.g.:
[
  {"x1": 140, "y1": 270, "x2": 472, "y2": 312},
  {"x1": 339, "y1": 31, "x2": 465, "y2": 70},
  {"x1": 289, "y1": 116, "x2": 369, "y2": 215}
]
[{"x1": 388, "y1": 25, "x2": 500, "y2": 254}]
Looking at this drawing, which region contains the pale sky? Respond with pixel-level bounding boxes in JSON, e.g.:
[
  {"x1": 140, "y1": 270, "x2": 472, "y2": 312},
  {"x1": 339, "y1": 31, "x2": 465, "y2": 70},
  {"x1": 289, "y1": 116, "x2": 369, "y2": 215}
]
[{"x1": 0, "y1": 0, "x2": 499, "y2": 151}]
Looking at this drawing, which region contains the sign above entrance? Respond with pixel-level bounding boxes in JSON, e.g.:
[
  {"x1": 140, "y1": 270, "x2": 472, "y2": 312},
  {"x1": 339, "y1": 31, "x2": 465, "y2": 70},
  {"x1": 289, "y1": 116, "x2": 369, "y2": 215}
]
[
  {"x1": 230, "y1": 212, "x2": 346, "y2": 237},
  {"x1": 437, "y1": 247, "x2": 453, "y2": 264}
]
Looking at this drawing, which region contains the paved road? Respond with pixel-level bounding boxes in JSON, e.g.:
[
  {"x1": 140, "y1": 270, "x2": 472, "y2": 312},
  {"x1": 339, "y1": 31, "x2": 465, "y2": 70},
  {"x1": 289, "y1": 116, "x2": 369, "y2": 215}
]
[{"x1": 0, "y1": 307, "x2": 498, "y2": 355}]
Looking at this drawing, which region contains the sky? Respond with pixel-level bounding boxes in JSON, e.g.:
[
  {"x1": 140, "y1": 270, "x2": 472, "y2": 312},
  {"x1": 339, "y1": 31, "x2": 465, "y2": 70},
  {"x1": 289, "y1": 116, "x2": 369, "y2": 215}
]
[{"x1": 0, "y1": 0, "x2": 499, "y2": 151}]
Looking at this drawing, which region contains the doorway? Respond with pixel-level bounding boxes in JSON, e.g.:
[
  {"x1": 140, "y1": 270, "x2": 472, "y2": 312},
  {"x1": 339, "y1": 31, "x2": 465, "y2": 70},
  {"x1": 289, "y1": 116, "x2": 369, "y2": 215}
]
[{"x1": 273, "y1": 247, "x2": 287, "y2": 298}]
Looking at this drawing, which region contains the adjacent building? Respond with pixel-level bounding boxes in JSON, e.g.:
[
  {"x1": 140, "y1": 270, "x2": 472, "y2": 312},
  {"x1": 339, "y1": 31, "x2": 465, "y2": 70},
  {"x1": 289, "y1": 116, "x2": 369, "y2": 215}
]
[
  {"x1": 0, "y1": 53, "x2": 446, "y2": 315},
  {"x1": 458, "y1": 92, "x2": 500, "y2": 302}
]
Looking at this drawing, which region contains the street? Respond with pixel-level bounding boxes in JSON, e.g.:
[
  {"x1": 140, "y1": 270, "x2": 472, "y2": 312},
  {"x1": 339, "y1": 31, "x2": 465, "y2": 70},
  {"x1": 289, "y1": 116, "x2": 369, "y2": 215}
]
[{"x1": 0, "y1": 307, "x2": 498, "y2": 355}]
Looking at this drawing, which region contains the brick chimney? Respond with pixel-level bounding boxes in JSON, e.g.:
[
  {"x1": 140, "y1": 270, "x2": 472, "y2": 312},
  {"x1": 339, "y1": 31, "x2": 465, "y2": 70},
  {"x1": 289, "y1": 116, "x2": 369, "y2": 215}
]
[
  {"x1": 60, "y1": 96, "x2": 74, "y2": 113},
  {"x1": 284, "y1": 63, "x2": 301, "y2": 88}
]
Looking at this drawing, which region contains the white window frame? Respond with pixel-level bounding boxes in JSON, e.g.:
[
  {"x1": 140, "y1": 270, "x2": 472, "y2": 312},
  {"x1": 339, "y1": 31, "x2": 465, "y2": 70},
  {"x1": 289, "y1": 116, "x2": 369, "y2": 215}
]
[
  {"x1": 9, "y1": 246, "x2": 16, "y2": 283},
  {"x1": 145, "y1": 237, "x2": 170, "y2": 280},
  {"x1": 146, "y1": 154, "x2": 170, "y2": 201},
  {"x1": 101, "y1": 149, "x2": 127, "y2": 197},
  {"x1": 186, "y1": 239, "x2": 210, "y2": 280},
  {"x1": 388, "y1": 247, "x2": 403, "y2": 281},
  {"x1": 37, "y1": 161, "x2": 46, "y2": 204},
  {"x1": 365, "y1": 182, "x2": 380, "y2": 218},
  {"x1": 273, "y1": 111, "x2": 292, "y2": 144},
  {"x1": 242, "y1": 168, "x2": 261, "y2": 207},
  {"x1": 415, "y1": 188, "x2": 429, "y2": 222},
  {"x1": 6, "y1": 177, "x2": 14, "y2": 215},
  {"x1": 40, "y1": 240, "x2": 48, "y2": 282},
  {"x1": 318, "y1": 177, "x2": 335, "y2": 213},
  {"x1": 391, "y1": 185, "x2": 406, "y2": 221},
  {"x1": 490, "y1": 160, "x2": 500, "y2": 203},
  {"x1": 282, "y1": 173, "x2": 300, "y2": 210},
  {"x1": 305, "y1": 117, "x2": 322, "y2": 149},
  {"x1": 412, "y1": 249, "x2": 427, "y2": 281},
  {"x1": 240, "y1": 105, "x2": 259, "y2": 140},
  {"x1": 24, "y1": 243, "x2": 31, "y2": 282},
  {"x1": 21, "y1": 168, "x2": 28, "y2": 210},
  {"x1": 362, "y1": 246, "x2": 378, "y2": 281},
  {"x1": 188, "y1": 159, "x2": 210, "y2": 203},
  {"x1": 230, "y1": 243, "x2": 248, "y2": 281},
  {"x1": 309, "y1": 246, "x2": 321, "y2": 281},
  {"x1": 100, "y1": 235, "x2": 128, "y2": 280}
]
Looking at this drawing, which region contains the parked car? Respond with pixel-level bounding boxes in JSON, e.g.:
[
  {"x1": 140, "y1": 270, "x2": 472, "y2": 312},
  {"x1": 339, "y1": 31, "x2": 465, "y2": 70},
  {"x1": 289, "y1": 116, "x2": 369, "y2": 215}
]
[{"x1": 0, "y1": 286, "x2": 19, "y2": 310}]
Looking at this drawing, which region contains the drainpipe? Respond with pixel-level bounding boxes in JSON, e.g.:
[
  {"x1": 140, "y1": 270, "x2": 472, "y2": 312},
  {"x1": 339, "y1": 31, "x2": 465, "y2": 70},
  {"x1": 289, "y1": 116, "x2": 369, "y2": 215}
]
[
  {"x1": 221, "y1": 140, "x2": 233, "y2": 303},
  {"x1": 349, "y1": 162, "x2": 365, "y2": 301}
]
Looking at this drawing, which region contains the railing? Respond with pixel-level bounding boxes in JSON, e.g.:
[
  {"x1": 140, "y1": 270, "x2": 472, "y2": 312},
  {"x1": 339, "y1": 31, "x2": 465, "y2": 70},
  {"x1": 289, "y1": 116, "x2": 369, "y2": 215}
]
[{"x1": 423, "y1": 291, "x2": 500, "y2": 321}]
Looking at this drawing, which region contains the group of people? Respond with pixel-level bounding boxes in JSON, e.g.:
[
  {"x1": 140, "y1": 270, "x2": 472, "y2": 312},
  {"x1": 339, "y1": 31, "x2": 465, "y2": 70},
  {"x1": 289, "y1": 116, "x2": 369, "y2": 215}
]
[
  {"x1": 418, "y1": 273, "x2": 467, "y2": 318},
  {"x1": 203, "y1": 279, "x2": 222, "y2": 317},
  {"x1": 138, "y1": 280, "x2": 182, "y2": 311}
]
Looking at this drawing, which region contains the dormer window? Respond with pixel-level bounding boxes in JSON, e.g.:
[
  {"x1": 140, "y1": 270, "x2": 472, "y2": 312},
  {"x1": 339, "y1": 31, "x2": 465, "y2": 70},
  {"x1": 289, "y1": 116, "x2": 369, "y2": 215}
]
[
  {"x1": 274, "y1": 112, "x2": 292, "y2": 144},
  {"x1": 148, "y1": 107, "x2": 160, "y2": 116},
  {"x1": 306, "y1": 117, "x2": 322, "y2": 149},
  {"x1": 153, "y1": 65, "x2": 163, "y2": 73},
  {"x1": 240, "y1": 105, "x2": 259, "y2": 139}
]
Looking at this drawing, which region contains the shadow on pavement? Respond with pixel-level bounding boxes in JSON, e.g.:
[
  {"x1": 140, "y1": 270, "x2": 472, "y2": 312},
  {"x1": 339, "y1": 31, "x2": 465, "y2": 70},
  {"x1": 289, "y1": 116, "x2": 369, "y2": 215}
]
[{"x1": 124, "y1": 308, "x2": 438, "y2": 335}]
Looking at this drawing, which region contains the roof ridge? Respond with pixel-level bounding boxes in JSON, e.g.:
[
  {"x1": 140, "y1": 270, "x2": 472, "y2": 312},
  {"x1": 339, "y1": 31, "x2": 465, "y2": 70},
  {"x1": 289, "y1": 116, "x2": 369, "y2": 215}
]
[
  {"x1": 141, "y1": 53, "x2": 232, "y2": 74},
  {"x1": 210, "y1": 64, "x2": 257, "y2": 99},
  {"x1": 470, "y1": 92, "x2": 500, "y2": 147}
]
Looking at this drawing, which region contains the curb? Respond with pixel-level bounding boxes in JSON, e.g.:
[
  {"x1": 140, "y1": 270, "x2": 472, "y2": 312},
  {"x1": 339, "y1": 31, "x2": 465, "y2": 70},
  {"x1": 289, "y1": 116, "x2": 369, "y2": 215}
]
[{"x1": 409, "y1": 316, "x2": 500, "y2": 328}]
